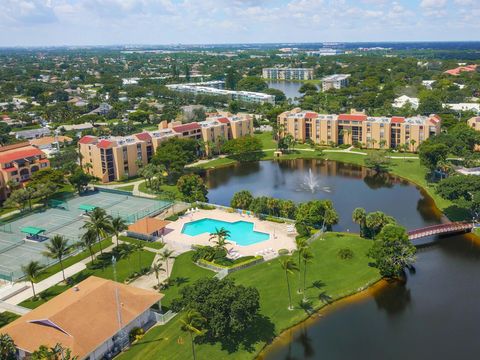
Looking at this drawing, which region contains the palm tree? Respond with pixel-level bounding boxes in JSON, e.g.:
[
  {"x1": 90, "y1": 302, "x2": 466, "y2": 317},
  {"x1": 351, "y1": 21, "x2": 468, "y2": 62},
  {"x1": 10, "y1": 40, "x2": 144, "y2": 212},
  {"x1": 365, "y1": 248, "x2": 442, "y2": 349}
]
[
  {"x1": 301, "y1": 249, "x2": 314, "y2": 301},
  {"x1": 352, "y1": 207, "x2": 367, "y2": 237},
  {"x1": 111, "y1": 216, "x2": 127, "y2": 247},
  {"x1": 209, "y1": 227, "x2": 231, "y2": 253},
  {"x1": 410, "y1": 139, "x2": 416, "y2": 152},
  {"x1": 21, "y1": 261, "x2": 42, "y2": 298},
  {"x1": 294, "y1": 237, "x2": 308, "y2": 294},
  {"x1": 82, "y1": 207, "x2": 112, "y2": 255},
  {"x1": 79, "y1": 229, "x2": 97, "y2": 263},
  {"x1": 151, "y1": 261, "x2": 166, "y2": 289},
  {"x1": 159, "y1": 249, "x2": 175, "y2": 276},
  {"x1": 0, "y1": 333, "x2": 16, "y2": 360},
  {"x1": 180, "y1": 310, "x2": 206, "y2": 360},
  {"x1": 379, "y1": 139, "x2": 387, "y2": 149},
  {"x1": 43, "y1": 235, "x2": 70, "y2": 283},
  {"x1": 279, "y1": 256, "x2": 299, "y2": 310},
  {"x1": 132, "y1": 243, "x2": 144, "y2": 272}
]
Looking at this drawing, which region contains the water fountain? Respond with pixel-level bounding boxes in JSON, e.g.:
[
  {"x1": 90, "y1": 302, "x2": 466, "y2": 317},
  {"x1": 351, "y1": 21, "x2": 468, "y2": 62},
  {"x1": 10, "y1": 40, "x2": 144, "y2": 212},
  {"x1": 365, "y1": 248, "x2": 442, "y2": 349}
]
[{"x1": 302, "y1": 168, "x2": 331, "y2": 193}]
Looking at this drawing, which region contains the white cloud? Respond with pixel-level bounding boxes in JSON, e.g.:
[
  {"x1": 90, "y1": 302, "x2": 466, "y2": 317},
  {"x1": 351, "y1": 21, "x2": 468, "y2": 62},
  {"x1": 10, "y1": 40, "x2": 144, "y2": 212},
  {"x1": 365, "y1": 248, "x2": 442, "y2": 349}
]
[{"x1": 420, "y1": 0, "x2": 447, "y2": 8}]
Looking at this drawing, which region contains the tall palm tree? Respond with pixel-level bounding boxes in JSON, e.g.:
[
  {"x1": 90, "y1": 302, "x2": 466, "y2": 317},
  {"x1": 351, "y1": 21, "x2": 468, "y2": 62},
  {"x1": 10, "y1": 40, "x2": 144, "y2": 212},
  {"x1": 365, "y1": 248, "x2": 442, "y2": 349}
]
[
  {"x1": 21, "y1": 261, "x2": 42, "y2": 298},
  {"x1": 0, "y1": 333, "x2": 16, "y2": 360},
  {"x1": 132, "y1": 243, "x2": 144, "y2": 272},
  {"x1": 79, "y1": 229, "x2": 98, "y2": 263},
  {"x1": 159, "y1": 249, "x2": 175, "y2": 276},
  {"x1": 301, "y1": 249, "x2": 314, "y2": 301},
  {"x1": 352, "y1": 207, "x2": 367, "y2": 237},
  {"x1": 43, "y1": 235, "x2": 70, "y2": 283},
  {"x1": 279, "y1": 256, "x2": 299, "y2": 310},
  {"x1": 180, "y1": 310, "x2": 206, "y2": 360},
  {"x1": 82, "y1": 207, "x2": 112, "y2": 255},
  {"x1": 151, "y1": 261, "x2": 165, "y2": 289},
  {"x1": 209, "y1": 227, "x2": 231, "y2": 254},
  {"x1": 111, "y1": 216, "x2": 127, "y2": 247},
  {"x1": 295, "y1": 237, "x2": 308, "y2": 294}
]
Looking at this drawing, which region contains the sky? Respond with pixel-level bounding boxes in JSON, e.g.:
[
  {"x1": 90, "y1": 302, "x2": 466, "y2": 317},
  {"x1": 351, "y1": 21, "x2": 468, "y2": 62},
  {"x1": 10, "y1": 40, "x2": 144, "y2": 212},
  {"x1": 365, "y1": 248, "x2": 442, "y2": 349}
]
[{"x1": 0, "y1": 0, "x2": 479, "y2": 47}]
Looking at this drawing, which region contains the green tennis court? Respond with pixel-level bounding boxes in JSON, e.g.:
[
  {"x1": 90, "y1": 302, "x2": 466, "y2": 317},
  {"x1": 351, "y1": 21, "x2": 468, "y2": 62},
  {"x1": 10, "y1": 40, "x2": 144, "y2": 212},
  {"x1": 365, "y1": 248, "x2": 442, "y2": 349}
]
[{"x1": 0, "y1": 189, "x2": 172, "y2": 282}]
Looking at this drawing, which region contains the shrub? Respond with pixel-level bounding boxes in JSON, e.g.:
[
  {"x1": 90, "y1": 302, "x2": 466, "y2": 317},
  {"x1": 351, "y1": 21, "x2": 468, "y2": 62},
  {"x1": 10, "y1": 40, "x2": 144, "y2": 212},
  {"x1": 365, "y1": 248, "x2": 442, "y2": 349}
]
[
  {"x1": 129, "y1": 327, "x2": 144, "y2": 343},
  {"x1": 278, "y1": 249, "x2": 290, "y2": 256},
  {"x1": 338, "y1": 248, "x2": 354, "y2": 260},
  {"x1": 295, "y1": 222, "x2": 311, "y2": 237}
]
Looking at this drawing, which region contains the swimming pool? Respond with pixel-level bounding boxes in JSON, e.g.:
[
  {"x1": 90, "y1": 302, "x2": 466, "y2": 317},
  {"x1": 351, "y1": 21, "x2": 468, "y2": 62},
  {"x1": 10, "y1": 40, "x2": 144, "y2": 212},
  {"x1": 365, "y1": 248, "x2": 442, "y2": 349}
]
[{"x1": 181, "y1": 218, "x2": 270, "y2": 246}]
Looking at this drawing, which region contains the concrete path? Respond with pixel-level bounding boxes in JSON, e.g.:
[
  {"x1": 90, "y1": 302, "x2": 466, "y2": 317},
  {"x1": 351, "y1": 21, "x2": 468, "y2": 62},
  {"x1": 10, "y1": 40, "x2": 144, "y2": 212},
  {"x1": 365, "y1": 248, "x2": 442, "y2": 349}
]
[
  {"x1": 4, "y1": 243, "x2": 115, "y2": 306},
  {"x1": 0, "y1": 300, "x2": 31, "y2": 315},
  {"x1": 94, "y1": 179, "x2": 157, "y2": 198}
]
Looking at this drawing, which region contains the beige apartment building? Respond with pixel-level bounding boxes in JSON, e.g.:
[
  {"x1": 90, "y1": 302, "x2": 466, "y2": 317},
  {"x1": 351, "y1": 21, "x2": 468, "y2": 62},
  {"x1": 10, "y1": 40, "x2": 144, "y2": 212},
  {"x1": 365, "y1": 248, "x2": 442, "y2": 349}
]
[
  {"x1": 79, "y1": 114, "x2": 253, "y2": 182},
  {"x1": 467, "y1": 116, "x2": 480, "y2": 130},
  {"x1": 0, "y1": 142, "x2": 50, "y2": 201},
  {"x1": 278, "y1": 108, "x2": 441, "y2": 151}
]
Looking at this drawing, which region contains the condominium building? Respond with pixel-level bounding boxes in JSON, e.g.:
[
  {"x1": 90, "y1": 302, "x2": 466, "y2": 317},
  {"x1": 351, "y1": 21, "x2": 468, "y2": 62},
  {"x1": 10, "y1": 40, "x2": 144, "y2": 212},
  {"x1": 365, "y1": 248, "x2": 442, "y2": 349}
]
[
  {"x1": 262, "y1": 68, "x2": 314, "y2": 81},
  {"x1": 278, "y1": 108, "x2": 441, "y2": 151},
  {"x1": 467, "y1": 116, "x2": 480, "y2": 130},
  {"x1": 321, "y1": 74, "x2": 351, "y2": 91},
  {"x1": 79, "y1": 115, "x2": 253, "y2": 182},
  {"x1": 166, "y1": 83, "x2": 275, "y2": 104},
  {"x1": 0, "y1": 142, "x2": 50, "y2": 201}
]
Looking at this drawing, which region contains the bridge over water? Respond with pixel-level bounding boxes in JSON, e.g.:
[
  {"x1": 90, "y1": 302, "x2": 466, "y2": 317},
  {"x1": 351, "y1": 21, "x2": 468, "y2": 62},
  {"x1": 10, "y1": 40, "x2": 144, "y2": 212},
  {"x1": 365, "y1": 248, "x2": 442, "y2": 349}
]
[{"x1": 408, "y1": 222, "x2": 474, "y2": 245}]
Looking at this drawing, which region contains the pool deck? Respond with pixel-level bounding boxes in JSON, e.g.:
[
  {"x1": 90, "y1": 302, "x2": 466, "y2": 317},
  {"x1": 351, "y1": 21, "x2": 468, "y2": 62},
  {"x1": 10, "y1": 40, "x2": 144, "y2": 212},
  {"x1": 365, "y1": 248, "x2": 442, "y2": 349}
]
[{"x1": 160, "y1": 209, "x2": 297, "y2": 258}]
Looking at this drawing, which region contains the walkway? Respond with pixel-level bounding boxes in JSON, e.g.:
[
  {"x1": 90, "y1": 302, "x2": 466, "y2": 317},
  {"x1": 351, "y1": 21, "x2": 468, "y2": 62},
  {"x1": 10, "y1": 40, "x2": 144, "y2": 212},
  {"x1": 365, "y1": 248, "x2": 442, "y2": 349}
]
[
  {"x1": 3, "y1": 243, "x2": 115, "y2": 306},
  {"x1": 94, "y1": 179, "x2": 156, "y2": 198},
  {"x1": 0, "y1": 300, "x2": 31, "y2": 315}
]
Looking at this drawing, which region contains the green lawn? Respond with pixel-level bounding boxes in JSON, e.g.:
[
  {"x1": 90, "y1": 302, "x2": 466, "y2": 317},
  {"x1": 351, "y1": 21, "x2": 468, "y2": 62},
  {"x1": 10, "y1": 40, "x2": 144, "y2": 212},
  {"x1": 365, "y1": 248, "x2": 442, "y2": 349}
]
[
  {"x1": 116, "y1": 185, "x2": 135, "y2": 192},
  {"x1": 20, "y1": 249, "x2": 155, "y2": 309},
  {"x1": 193, "y1": 157, "x2": 238, "y2": 170},
  {"x1": 118, "y1": 233, "x2": 379, "y2": 360},
  {"x1": 0, "y1": 311, "x2": 20, "y2": 328},
  {"x1": 161, "y1": 252, "x2": 214, "y2": 308},
  {"x1": 119, "y1": 235, "x2": 165, "y2": 250},
  {"x1": 137, "y1": 181, "x2": 182, "y2": 200},
  {"x1": 35, "y1": 239, "x2": 113, "y2": 282}
]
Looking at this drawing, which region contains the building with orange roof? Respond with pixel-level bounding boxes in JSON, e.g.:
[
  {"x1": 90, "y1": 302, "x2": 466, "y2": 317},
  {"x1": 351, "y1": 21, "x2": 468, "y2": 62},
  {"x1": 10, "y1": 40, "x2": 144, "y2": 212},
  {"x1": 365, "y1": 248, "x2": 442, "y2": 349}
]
[
  {"x1": 1, "y1": 276, "x2": 163, "y2": 360},
  {"x1": 126, "y1": 217, "x2": 170, "y2": 241},
  {"x1": 0, "y1": 142, "x2": 50, "y2": 201},
  {"x1": 444, "y1": 64, "x2": 478, "y2": 76},
  {"x1": 278, "y1": 108, "x2": 441, "y2": 151}
]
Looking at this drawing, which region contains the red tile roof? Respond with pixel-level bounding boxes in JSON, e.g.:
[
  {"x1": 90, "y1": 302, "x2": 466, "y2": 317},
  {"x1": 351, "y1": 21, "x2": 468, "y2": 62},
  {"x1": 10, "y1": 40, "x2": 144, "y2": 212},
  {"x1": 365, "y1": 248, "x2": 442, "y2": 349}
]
[
  {"x1": 172, "y1": 122, "x2": 200, "y2": 133},
  {"x1": 338, "y1": 114, "x2": 367, "y2": 121},
  {"x1": 304, "y1": 112, "x2": 318, "y2": 119},
  {"x1": 217, "y1": 117, "x2": 230, "y2": 124},
  {"x1": 134, "y1": 132, "x2": 152, "y2": 141},
  {"x1": 444, "y1": 65, "x2": 478, "y2": 75},
  {"x1": 96, "y1": 139, "x2": 113, "y2": 149},
  {"x1": 391, "y1": 116, "x2": 405, "y2": 124},
  {"x1": 78, "y1": 136, "x2": 97, "y2": 145},
  {"x1": 0, "y1": 147, "x2": 45, "y2": 164}
]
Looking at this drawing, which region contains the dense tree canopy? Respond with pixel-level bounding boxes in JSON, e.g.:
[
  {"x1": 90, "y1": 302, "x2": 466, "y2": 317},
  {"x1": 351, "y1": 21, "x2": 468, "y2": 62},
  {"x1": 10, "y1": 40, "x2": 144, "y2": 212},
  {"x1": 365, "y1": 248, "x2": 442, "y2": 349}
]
[
  {"x1": 368, "y1": 224, "x2": 416, "y2": 278},
  {"x1": 171, "y1": 278, "x2": 260, "y2": 341}
]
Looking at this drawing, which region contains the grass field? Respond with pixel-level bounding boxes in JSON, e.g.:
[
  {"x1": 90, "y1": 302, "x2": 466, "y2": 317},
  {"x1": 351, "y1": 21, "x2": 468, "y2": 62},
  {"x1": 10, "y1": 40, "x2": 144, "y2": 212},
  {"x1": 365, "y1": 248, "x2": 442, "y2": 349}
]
[
  {"x1": 116, "y1": 184, "x2": 135, "y2": 192},
  {"x1": 118, "y1": 233, "x2": 379, "y2": 360},
  {"x1": 0, "y1": 311, "x2": 20, "y2": 328},
  {"x1": 119, "y1": 235, "x2": 166, "y2": 250},
  {"x1": 35, "y1": 238, "x2": 113, "y2": 282},
  {"x1": 20, "y1": 248, "x2": 155, "y2": 309}
]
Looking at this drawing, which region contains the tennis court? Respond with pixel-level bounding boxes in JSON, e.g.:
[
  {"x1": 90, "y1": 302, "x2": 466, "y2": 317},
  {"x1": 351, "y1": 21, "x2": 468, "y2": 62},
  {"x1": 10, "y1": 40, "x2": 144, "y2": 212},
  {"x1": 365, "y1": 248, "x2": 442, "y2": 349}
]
[{"x1": 0, "y1": 189, "x2": 171, "y2": 281}]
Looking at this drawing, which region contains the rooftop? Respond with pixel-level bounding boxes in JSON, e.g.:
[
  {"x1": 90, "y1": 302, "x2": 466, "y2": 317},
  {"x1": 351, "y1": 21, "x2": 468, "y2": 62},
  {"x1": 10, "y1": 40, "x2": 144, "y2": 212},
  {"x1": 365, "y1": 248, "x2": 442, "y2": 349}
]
[{"x1": 2, "y1": 276, "x2": 162, "y2": 359}]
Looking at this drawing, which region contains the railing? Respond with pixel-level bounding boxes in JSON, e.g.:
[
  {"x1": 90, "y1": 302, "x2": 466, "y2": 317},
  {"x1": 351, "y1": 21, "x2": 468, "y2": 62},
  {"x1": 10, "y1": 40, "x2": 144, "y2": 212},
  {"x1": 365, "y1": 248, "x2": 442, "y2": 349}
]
[{"x1": 408, "y1": 222, "x2": 473, "y2": 240}]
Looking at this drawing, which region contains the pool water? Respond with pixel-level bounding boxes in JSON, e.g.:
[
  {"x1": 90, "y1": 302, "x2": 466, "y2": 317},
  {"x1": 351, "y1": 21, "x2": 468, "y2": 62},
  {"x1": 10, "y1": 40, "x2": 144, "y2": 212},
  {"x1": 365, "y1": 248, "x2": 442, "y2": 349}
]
[{"x1": 181, "y1": 218, "x2": 270, "y2": 246}]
